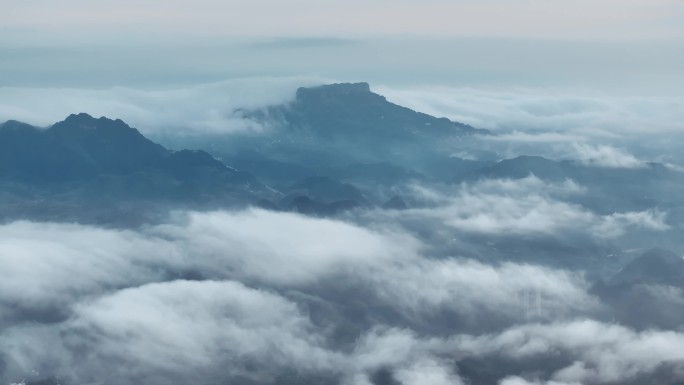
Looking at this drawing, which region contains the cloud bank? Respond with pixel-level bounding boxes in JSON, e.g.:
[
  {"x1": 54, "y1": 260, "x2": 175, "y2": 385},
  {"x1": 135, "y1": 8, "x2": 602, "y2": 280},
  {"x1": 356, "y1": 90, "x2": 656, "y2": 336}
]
[
  {"x1": 2, "y1": 205, "x2": 682, "y2": 385},
  {"x1": 0, "y1": 210, "x2": 598, "y2": 383},
  {"x1": 0, "y1": 77, "x2": 327, "y2": 137},
  {"x1": 368, "y1": 176, "x2": 669, "y2": 240},
  {"x1": 375, "y1": 85, "x2": 684, "y2": 166}
]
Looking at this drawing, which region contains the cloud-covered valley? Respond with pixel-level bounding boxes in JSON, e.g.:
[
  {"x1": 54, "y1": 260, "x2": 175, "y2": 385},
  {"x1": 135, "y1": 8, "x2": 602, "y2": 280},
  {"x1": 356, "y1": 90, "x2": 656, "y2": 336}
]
[{"x1": 1, "y1": 206, "x2": 682, "y2": 385}]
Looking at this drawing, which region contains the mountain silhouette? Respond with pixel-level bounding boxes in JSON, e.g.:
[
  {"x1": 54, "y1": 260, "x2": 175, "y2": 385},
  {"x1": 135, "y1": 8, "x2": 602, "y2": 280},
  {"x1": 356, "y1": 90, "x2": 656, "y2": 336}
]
[
  {"x1": 0, "y1": 113, "x2": 274, "y2": 224},
  {"x1": 609, "y1": 248, "x2": 684, "y2": 287}
]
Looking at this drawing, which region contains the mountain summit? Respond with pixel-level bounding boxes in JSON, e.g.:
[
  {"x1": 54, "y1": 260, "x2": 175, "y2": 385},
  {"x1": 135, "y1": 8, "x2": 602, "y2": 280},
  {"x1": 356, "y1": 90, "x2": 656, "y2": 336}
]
[
  {"x1": 1, "y1": 113, "x2": 168, "y2": 181},
  {"x1": 0, "y1": 114, "x2": 273, "y2": 224},
  {"x1": 274, "y1": 82, "x2": 486, "y2": 139},
  {"x1": 223, "y1": 82, "x2": 489, "y2": 177}
]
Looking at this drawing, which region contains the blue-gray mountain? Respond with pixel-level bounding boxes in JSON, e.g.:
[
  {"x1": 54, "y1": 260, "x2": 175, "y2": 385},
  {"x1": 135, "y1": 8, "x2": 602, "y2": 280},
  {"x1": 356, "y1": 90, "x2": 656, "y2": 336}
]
[
  {"x1": 2, "y1": 83, "x2": 682, "y2": 227},
  {"x1": 0, "y1": 113, "x2": 272, "y2": 224},
  {"x1": 0, "y1": 84, "x2": 491, "y2": 223},
  {"x1": 170, "y1": 82, "x2": 491, "y2": 183}
]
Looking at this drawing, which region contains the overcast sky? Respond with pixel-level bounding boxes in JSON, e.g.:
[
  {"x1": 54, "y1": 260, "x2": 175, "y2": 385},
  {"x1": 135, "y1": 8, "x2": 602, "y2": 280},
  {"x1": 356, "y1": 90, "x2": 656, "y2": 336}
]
[
  {"x1": 4, "y1": 0, "x2": 684, "y2": 42},
  {"x1": 1, "y1": 1, "x2": 682, "y2": 98}
]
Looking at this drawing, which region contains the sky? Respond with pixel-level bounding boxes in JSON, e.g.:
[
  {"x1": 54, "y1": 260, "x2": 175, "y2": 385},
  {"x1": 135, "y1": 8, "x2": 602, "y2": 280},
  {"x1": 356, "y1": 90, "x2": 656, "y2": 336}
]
[
  {"x1": 3, "y1": 0, "x2": 684, "y2": 42},
  {"x1": 1, "y1": 0, "x2": 683, "y2": 92}
]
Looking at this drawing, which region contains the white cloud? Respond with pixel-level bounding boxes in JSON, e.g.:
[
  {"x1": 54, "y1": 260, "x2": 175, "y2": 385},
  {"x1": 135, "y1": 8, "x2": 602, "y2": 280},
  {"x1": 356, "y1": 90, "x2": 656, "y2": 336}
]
[
  {"x1": 1, "y1": 280, "x2": 340, "y2": 383},
  {"x1": 371, "y1": 259, "x2": 599, "y2": 321},
  {"x1": 374, "y1": 85, "x2": 684, "y2": 166},
  {"x1": 395, "y1": 358, "x2": 465, "y2": 385},
  {"x1": 499, "y1": 376, "x2": 580, "y2": 385},
  {"x1": 380, "y1": 177, "x2": 668, "y2": 239},
  {"x1": 0, "y1": 208, "x2": 418, "y2": 322},
  {"x1": 0, "y1": 208, "x2": 678, "y2": 384},
  {"x1": 593, "y1": 209, "x2": 670, "y2": 238},
  {"x1": 346, "y1": 319, "x2": 684, "y2": 385},
  {"x1": 70, "y1": 280, "x2": 337, "y2": 370},
  {"x1": 571, "y1": 143, "x2": 646, "y2": 168},
  {"x1": 0, "y1": 221, "x2": 178, "y2": 319},
  {"x1": 0, "y1": 77, "x2": 327, "y2": 136},
  {"x1": 375, "y1": 86, "x2": 684, "y2": 137},
  {"x1": 484, "y1": 131, "x2": 588, "y2": 144},
  {"x1": 0, "y1": 208, "x2": 594, "y2": 324},
  {"x1": 153, "y1": 209, "x2": 420, "y2": 286},
  {"x1": 456, "y1": 319, "x2": 684, "y2": 384}
]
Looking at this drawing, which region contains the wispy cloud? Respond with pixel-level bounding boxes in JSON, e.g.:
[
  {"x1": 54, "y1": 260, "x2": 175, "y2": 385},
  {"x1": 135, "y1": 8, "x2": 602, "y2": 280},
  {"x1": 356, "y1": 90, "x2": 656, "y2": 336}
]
[
  {"x1": 571, "y1": 144, "x2": 646, "y2": 168},
  {"x1": 0, "y1": 77, "x2": 327, "y2": 136},
  {"x1": 373, "y1": 177, "x2": 669, "y2": 239}
]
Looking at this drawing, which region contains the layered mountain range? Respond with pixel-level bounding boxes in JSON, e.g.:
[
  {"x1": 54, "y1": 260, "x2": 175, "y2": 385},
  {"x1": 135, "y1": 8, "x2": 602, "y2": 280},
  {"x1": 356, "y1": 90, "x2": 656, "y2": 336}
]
[
  {"x1": 3, "y1": 83, "x2": 681, "y2": 224},
  {"x1": 0, "y1": 83, "x2": 483, "y2": 222},
  {"x1": 1, "y1": 83, "x2": 682, "y2": 268}
]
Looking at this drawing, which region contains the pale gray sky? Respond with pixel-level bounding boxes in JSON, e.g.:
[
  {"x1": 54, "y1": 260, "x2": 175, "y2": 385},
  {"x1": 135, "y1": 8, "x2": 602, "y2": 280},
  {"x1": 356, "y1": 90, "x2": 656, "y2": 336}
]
[
  {"x1": 1, "y1": 1, "x2": 682, "y2": 92},
  {"x1": 3, "y1": 0, "x2": 684, "y2": 43}
]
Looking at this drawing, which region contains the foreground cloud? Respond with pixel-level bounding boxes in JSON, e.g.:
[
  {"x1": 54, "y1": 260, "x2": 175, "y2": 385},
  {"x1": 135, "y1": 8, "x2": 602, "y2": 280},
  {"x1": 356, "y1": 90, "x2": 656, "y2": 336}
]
[
  {"x1": 1, "y1": 280, "x2": 339, "y2": 384},
  {"x1": 0, "y1": 208, "x2": 603, "y2": 384},
  {"x1": 456, "y1": 319, "x2": 684, "y2": 384},
  {"x1": 0, "y1": 208, "x2": 681, "y2": 385}
]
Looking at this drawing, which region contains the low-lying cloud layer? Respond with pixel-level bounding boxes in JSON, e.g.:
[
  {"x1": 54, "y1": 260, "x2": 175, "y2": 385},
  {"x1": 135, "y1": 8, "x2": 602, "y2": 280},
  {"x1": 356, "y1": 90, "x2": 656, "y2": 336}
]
[
  {"x1": 1, "y1": 206, "x2": 682, "y2": 385},
  {"x1": 0, "y1": 77, "x2": 327, "y2": 137},
  {"x1": 375, "y1": 85, "x2": 684, "y2": 166}
]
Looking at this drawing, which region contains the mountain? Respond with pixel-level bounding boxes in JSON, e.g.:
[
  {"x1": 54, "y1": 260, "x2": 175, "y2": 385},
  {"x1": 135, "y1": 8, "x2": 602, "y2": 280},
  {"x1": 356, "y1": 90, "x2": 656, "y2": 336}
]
[
  {"x1": 284, "y1": 176, "x2": 370, "y2": 204},
  {"x1": 609, "y1": 248, "x2": 684, "y2": 287},
  {"x1": 594, "y1": 248, "x2": 684, "y2": 330},
  {"x1": 283, "y1": 195, "x2": 363, "y2": 217},
  {"x1": 464, "y1": 155, "x2": 570, "y2": 181},
  {"x1": 257, "y1": 82, "x2": 487, "y2": 139},
  {"x1": 382, "y1": 196, "x2": 408, "y2": 210},
  {"x1": 0, "y1": 114, "x2": 276, "y2": 224},
  {"x1": 273, "y1": 176, "x2": 370, "y2": 216},
  {"x1": 181, "y1": 83, "x2": 490, "y2": 182},
  {"x1": 1, "y1": 114, "x2": 166, "y2": 181},
  {"x1": 2, "y1": 84, "x2": 679, "y2": 228},
  {"x1": 0, "y1": 81, "x2": 492, "y2": 225}
]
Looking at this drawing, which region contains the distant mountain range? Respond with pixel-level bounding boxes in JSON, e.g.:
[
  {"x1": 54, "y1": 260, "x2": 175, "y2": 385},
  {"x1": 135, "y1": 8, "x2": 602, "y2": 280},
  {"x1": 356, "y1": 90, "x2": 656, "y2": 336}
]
[
  {"x1": 594, "y1": 247, "x2": 684, "y2": 330},
  {"x1": 1, "y1": 82, "x2": 682, "y2": 227},
  {"x1": 0, "y1": 83, "x2": 492, "y2": 223},
  {"x1": 0, "y1": 113, "x2": 273, "y2": 224},
  {"x1": 173, "y1": 82, "x2": 491, "y2": 182}
]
